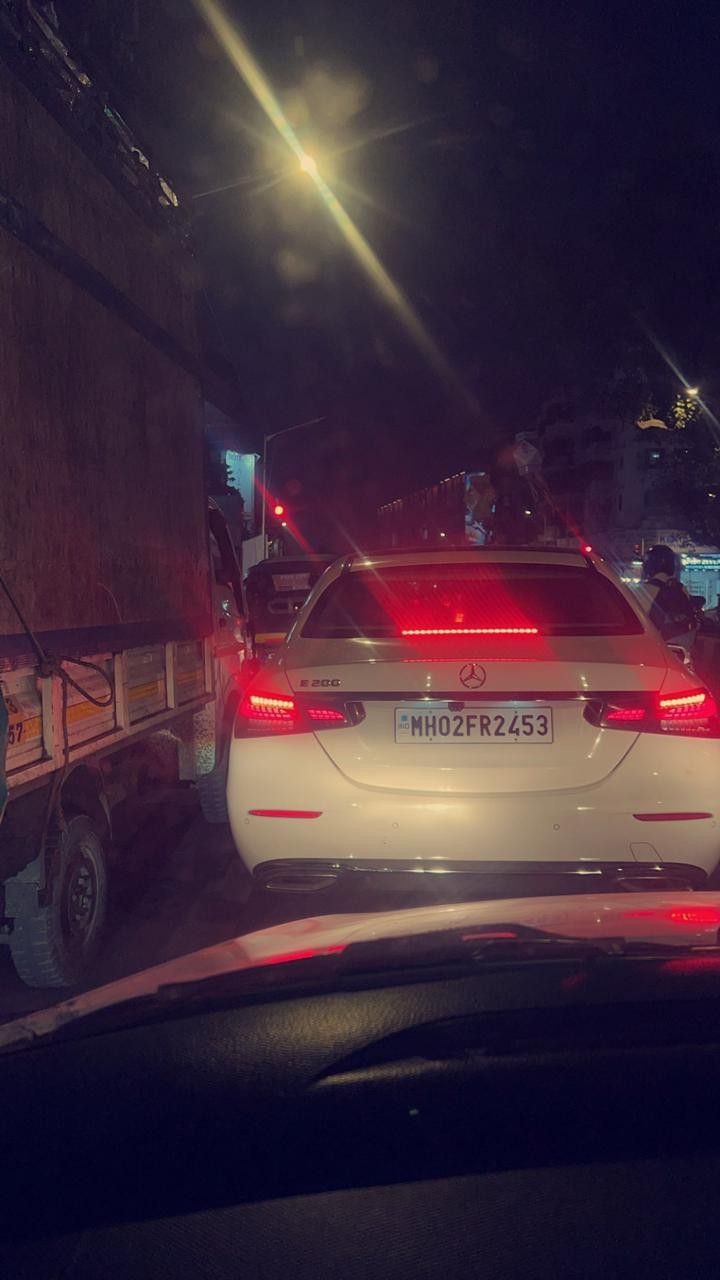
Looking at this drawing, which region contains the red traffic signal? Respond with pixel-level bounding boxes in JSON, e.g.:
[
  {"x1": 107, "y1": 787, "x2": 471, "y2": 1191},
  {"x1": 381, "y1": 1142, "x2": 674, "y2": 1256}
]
[{"x1": 272, "y1": 502, "x2": 285, "y2": 518}]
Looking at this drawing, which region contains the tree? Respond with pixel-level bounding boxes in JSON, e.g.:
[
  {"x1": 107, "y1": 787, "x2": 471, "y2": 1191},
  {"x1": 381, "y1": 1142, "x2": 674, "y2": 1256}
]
[
  {"x1": 651, "y1": 399, "x2": 720, "y2": 546},
  {"x1": 205, "y1": 446, "x2": 237, "y2": 496}
]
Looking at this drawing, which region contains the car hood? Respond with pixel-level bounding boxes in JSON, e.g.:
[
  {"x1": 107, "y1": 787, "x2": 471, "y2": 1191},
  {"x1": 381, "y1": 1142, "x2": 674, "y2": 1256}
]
[{"x1": 2, "y1": 891, "x2": 720, "y2": 1049}]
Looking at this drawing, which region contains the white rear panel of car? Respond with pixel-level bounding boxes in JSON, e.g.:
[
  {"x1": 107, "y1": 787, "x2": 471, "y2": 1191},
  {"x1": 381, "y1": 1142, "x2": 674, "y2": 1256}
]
[{"x1": 283, "y1": 634, "x2": 670, "y2": 794}]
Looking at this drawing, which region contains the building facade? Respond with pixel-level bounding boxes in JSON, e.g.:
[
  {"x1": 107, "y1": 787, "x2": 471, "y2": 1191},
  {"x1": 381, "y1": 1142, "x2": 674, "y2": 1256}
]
[{"x1": 539, "y1": 408, "x2": 720, "y2": 606}]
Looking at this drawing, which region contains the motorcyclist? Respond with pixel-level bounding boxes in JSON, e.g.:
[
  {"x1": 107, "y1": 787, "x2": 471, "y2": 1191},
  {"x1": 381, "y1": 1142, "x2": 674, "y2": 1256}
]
[{"x1": 640, "y1": 544, "x2": 698, "y2": 651}]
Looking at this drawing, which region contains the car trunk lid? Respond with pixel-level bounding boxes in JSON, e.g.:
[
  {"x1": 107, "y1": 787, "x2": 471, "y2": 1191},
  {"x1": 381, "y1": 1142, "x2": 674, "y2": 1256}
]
[{"x1": 285, "y1": 634, "x2": 669, "y2": 794}]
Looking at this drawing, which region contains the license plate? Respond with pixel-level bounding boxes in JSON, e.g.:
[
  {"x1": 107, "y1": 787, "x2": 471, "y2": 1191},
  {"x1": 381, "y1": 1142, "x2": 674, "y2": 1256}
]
[
  {"x1": 272, "y1": 573, "x2": 310, "y2": 591},
  {"x1": 394, "y1": 706, "x2": 553, "y2": 744}
]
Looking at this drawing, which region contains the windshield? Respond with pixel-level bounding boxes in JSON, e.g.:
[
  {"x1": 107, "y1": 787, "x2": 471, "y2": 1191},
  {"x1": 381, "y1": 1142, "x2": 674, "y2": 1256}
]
[
  {"x1": 2, "y1": 0, "x2": 720, "y2": 1060},
  {"x1": 302, "y1": 563, "x2": 644, "y2": 639}
]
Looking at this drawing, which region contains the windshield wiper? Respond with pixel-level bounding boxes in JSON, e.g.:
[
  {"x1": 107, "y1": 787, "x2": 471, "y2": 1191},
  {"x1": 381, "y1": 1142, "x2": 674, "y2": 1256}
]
[
  {"x1": 154, "y1": 924, "x2": 714, "y2": 1001},
  {"x1": 331, "y1": 923, "x2": 715, "y2": 973},
  {"x1": 1, "y1": 925, "x2": 715, "y2": 1055}
]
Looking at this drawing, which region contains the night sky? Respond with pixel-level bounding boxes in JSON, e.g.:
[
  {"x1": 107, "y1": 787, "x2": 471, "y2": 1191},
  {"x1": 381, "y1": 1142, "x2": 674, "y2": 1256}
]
[{"x1": 63, "y1": 0, "x2": 720, "y2": 546}]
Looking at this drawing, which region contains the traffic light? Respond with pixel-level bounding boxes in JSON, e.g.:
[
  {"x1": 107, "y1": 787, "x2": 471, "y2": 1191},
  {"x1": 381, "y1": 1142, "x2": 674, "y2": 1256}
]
[{"x1": 273, "y1": 502, "x2": 285, "y2": 518}]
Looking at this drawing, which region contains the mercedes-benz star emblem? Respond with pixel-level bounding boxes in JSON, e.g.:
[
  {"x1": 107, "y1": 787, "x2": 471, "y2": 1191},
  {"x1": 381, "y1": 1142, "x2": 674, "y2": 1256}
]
[{"x1": 459, "y1": 662, "x2": 486, "y2": 690}]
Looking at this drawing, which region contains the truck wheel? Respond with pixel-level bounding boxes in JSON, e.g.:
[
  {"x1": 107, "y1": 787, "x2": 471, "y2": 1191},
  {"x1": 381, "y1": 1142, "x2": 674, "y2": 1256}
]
[
  {"x1": 9, "y1": 816, "x2": 108, "y2": 989},
  {"x1": 196, "y1": 767, "x2": 229, "y2": 824}
]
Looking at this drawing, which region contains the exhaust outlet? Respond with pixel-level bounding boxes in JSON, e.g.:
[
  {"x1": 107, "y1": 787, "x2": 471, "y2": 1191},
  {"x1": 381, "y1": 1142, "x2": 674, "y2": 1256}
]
[
  {"x1": 265, "y1": 873, "x2": 338, "y2": 893},
  {"x1": 615, "y1": 874, "x2": 697, "y2": 893}
]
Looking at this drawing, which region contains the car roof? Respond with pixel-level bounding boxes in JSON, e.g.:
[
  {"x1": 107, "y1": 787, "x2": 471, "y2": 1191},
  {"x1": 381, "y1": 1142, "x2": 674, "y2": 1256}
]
[{"x1": 345, "y1": 547, "x2": 591, "y2": 571}]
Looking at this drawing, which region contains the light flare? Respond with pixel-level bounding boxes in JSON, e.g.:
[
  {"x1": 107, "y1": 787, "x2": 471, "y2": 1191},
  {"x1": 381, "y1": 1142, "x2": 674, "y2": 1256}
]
[{"x1": 194, "y1": 0, "x2": 479, "y2": 414}]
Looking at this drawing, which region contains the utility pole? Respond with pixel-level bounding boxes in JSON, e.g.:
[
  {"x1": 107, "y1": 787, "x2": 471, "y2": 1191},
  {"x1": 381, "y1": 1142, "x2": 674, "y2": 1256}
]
[{"x1": 260, "y1": 417, "x2": 325, "y2": 553}]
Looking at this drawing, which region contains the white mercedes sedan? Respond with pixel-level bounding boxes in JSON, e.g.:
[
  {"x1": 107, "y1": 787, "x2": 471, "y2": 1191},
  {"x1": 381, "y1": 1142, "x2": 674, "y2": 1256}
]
[{"x1": 227, "y1": 548, "x2": 720, "y2": 897}]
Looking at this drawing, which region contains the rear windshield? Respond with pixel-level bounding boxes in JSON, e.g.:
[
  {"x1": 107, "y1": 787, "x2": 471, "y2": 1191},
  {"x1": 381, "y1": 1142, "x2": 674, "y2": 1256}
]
[{"x1": 302, "y1": 563, "x2": 644, "y2": 639}]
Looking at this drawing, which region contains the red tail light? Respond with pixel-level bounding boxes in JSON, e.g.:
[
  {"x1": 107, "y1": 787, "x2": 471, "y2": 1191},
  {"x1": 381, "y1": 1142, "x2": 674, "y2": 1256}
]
[
  {"x1": 236, "y1": 691, "x2": 297, "y2": 737},
  {"x1": 658, "y1": 691, "x2": 712, "y2": 717},
  {"x1": 585, "y1": 688, "x2": 720, "y2": 738},
  {"x1": 235, "y1": 689, "x2": 364, "y2": 738},
  {"x1": 305, "y1": 706, "x2": 347, "y2": 723},
  {"x1": 604, "y1": 705, "x2": 647, "y2": 724}
]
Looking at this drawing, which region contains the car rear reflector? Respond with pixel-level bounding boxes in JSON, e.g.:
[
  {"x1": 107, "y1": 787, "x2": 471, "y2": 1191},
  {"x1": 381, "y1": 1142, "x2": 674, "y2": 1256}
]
[
  {"x1": 248, "y1": 809, "x2": 322, "y2": 819},
  {"x1": 254, "y1": 945, "x2": 346, "y2": 967},
  {"x1": 633, "y1": 812, "x2": 713, "y2": 822}
]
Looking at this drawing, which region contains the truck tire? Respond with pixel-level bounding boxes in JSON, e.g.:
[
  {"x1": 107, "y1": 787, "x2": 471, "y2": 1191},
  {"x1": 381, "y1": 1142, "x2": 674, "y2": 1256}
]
[
  {"x1": 9, "y1": 816, "x2": 108, "y2": 989},
  {"x1": 196, "y1": 767, "x2": 229, "y2": 824}
]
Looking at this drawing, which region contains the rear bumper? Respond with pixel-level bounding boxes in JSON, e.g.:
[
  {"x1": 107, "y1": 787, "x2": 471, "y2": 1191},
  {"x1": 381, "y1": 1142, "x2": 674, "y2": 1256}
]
[
  {"x1": 228, "y1": 733, "x2": 720, "y2": 879},
  {"x1": 253, "y1": 858, "x2": 709, "y2": 894}
]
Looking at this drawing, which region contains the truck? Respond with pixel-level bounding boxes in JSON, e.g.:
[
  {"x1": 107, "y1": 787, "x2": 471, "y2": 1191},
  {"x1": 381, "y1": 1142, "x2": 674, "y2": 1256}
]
[{"x1": 0, "y1": 3, "x2": 247, "y2": 988}]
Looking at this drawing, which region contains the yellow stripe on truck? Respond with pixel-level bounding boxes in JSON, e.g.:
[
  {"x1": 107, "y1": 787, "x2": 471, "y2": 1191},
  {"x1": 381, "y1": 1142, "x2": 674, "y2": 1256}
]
[
  {"x1": 9, "y1": 716, "x2": 41, "y2": 733},
  {"x1": 6, "y1": 715, "x2": 42, "y2": 742},
  {"x1": 128, "y1": 679, "x2": 164, "y2": 702},
  {"x1": 66, "y1": 702, "x2": 102, "y2": 724}
]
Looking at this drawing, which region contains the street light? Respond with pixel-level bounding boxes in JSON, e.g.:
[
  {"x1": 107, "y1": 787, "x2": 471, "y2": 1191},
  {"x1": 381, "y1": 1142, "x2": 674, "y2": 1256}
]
[
  {"x1": 299, "y1": 153, "x2": 318, "y2": 178},
  {"x1": 687, "y1": 386, "x2": 700, "y2": 398},
  {"x1": 260, "y1": 416, "x2": 326, "y2": 549}
]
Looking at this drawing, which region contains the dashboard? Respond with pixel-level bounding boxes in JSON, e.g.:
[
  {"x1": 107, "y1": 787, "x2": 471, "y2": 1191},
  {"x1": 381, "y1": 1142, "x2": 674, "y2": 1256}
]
[{"x1": 5, "y1": 954, "x2": 720, "y2": 1277}]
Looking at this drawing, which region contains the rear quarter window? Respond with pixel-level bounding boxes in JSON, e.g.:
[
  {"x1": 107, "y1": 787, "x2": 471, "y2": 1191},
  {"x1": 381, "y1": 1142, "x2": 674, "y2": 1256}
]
[{"x1": 302, "y1": 563, "x2": 645, "y2": 639}]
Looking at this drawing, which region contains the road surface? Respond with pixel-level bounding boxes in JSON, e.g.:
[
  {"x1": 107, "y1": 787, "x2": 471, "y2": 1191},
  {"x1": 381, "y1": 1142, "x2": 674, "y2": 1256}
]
[
  {"x1": 0, "y1": 791, "x2": 424, "y2": 1023},
  {"x1": 0, "y1": 795, "x2": 262, "y2": 1023},
  {"x1": 3, "y1": 786, "x2": 720, "y2": 1025}
]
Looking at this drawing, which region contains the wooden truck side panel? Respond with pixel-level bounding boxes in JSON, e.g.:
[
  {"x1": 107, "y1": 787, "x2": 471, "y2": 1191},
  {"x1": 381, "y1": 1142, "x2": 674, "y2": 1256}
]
[{"x1": 0, "y1": 61, "x2": 210, "y2": 649}]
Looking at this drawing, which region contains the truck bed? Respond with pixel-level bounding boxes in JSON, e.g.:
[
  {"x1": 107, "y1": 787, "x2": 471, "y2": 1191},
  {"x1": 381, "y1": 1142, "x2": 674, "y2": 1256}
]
[{"x1": 3, "y1": 638, "x2": 211, "y2": 797}]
